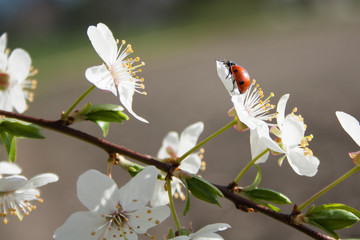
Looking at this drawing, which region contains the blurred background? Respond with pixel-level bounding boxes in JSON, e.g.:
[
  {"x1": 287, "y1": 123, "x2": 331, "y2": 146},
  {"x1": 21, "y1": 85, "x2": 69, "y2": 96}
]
[{"x1": 1, "y1": 0, "x2": 360, "y2": 239}]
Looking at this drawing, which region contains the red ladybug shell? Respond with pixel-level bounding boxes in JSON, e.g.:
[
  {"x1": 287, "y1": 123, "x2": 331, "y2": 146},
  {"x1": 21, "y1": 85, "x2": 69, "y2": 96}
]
[{"x1": 230, "y1": 64, "x2": 250, "y2": 94}]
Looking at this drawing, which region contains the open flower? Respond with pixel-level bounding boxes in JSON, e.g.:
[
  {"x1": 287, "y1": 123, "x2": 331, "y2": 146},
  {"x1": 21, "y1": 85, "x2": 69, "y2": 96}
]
[
  {"x1": 0, "y1": 172, "x2": 58, "y2": 223},
  {"x1": 150, "y1": 122, "x2": 204, "y2": 207},
  {"x1": 0, "y1": 32, "x2": 37, "y2": 113},
  {"x1": 54, "y1": 166, "x2": 170, "y2": 240},
  {"x1": 336, "y1": 111, "x2": 360, "y2": 165},
  {"x1": 217, "y1": 61, "x2": 282, "y2": 163},
  {"x1": 85, "y1": 23, "x2": 147, "y2": 123},
  {"x1": 271, "y1": 94, "x2": 320, "y2": 176},
  {"x1": 171, "y1": 223, "x2": 231, "y2": 240}
]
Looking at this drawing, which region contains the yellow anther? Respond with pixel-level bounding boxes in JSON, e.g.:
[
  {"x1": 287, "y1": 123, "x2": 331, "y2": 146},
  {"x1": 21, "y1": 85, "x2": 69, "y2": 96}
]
[
  {"x1": 293, "y1": 107, "x2": 298, "y2": 113},
  {"x1": 122, "y1": 40, "x2": 126, "y2": 44},
  {"x1": 140, "y1": 78, "x2": 144, "y2": 82},
  {"x1": 140, "y1": 83, "x2": 145, "y2": 89},
  {"x1": 135, "y1": 57, "x2": 140, "y2": 62},
  {"x1": 142, "y1": 92, "x2": 147, "y2": 95},
  {"x1": 3, "y1": 219, "x2": 8, "y2": 224}
]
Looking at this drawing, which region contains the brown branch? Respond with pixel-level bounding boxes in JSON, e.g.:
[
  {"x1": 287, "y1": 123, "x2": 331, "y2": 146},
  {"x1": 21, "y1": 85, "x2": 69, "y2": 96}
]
[{"x1": 0, "y1": 110, "x2": 335, "y2": 240}]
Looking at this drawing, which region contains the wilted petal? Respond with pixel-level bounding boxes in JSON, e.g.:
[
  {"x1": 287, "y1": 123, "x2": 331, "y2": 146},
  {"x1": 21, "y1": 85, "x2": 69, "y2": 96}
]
[
  {"x1": 77, "y1": 169, "x2": 118, "y2": 214},
  {"x1": 336, "y1": 111, "x2": 360, "y2": 147},
  {"x1": 119, "y1": 166, "x2": 158, "y2": 212}
]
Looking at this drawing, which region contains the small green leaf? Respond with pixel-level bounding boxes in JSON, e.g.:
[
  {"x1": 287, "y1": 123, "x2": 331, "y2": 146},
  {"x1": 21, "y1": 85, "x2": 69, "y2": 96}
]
[
  {"x1": 179, "y1": 228, "x2": 190, "y2": 236},
  {"x1": 0, "y1": 132, "x2": 17, "y2": 163},
  {"x1": 253, "y1": 199, "x2": 281, "y2": 212},
  {"x1": 182, "y1": 179, "x2": 191, "y2": 216},
  {"x1": 185, "y1": 175, "x2": 223, "y2": 206},
  {"x1": 85, "y1": 104, "x2": 129, "y2": 123},
  {"x1": 244, "y1": 165, "x2": 262, "y2": 191},
  {"x1": 306, "y1": 219, "x2": 339, "y2": 239},
  {"x1": 243, "y1": 188, "x2": 292, "y2": 205},
  {"x1": 306, "y1": 204, "x2": 360, "y2": 231},
  {"x1": 0, "y1": 118, "x2": 44, "y2": 139},
  {"x1": 95, "y1": 121, "x2": 110, "y2": 137},
  {"x1": 167, "y1": 228, "x2": 175, "y2": 239}
]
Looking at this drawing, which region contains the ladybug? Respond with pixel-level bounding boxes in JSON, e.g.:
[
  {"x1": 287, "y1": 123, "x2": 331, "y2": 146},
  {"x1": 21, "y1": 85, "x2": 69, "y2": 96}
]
[{"x1": 223, "y1": 60, "x2": 250, "y2": 94}]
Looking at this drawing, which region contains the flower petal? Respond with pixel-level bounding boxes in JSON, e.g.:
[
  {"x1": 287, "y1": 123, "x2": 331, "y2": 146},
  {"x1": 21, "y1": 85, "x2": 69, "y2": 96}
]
[
  {"x1": 7, "y1": 48, "x2": 31, "y2": 84},
  {"x1": 87, "y1": 23, "x2": 117, "y2": 66},
  {"x1": 85, "y1": 64, "x2": 117, "y2": 95},
  {"x1": 119, "y1": 166, "x2": 159, "y2": 212},
  {"x1": 179, "y1": 154, "x2": 201, "y2": 174},
  {"x1": 53, "y1": 211, "x2": 106, "y2": 240},
  {"x1": 171, "y1": 236, "x2": 190, "y2": 240},
  {"x1": 0, "y1": 175, "x2": 27, "y2": 191},
  {"x1": 281, "y1": 115, "x2": 305, "y2": 148},
  {"x1": 336, "y1": 111, "x2": 360, "y2": 147},
  {"x1": 0, "y1": 32, "x2": 6, "y2": 54},
  {"x1": 216, "y1": 60, "x2": 239, "y2": 96},
  {"x1": 276, "y1": 94, "x2": 289, "y2": 127},
  {"x1": 77, "y1": 169, "x2": 118, "y2": 213},
  {"x1": 194, "y1": 223, "x2": 231, "y2": 235},
  {"x1": 9, "y1": 84, "x2": 26, "y2": 113},
  {"x1": 286, "y1": 148, "x2": 320, "y2": 177},
  {"x1": 14, "y1": 188, "x2": 40, "y2": 201},
  {"x1": 157, "y1": 131, "x2": 179, "y2": 159},
  {"x1": 149, "y1": 179, "x2": 170, "y2": 207},
  {"x1": 192, "y1": 232, "x2": 225, "y2": 240},
  {"x1": 118, "y1": 82, "x2": 148, "y2": 123},
  {"x1": 0, "y1": 91, "x2": 12, "y2": 111},
  {"x1": 128, "y1": 205, "x2": 170, "y2": 234},
  {"x1": 231, "y1": 94, "x2": 257, "y2": 130},
  {"x1": 20, "y1": 173, "x2": 58, "y2": 189},
  {"x1": 178, "y1": 121, "x2": 204, "y2": 155},
  {"x1": 0, "y1": 161, "x2": 21, "y2": 175}
]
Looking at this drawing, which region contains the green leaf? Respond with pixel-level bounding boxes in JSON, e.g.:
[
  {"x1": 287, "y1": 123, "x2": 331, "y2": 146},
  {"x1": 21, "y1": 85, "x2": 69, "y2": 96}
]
[
  {"x1": 85, "y1": 104, "x2": 129, "y2": 123},
  {"x1": 0, "y1": 132, "x2": 17, "y2": 163},
  {"x1": 0, "y1": 118, "x2": 44, "y2": 139},
  {"x1": 167, "y1": 228, "x2": 175, "y2": 239},
  {"x1": 243, "y1": 188, "x2": 292, "y2": 205},
  {"x1": 306, "y1": 219, "x2": 339, "y2": 239},
  {"x1": 185, "y1": 175, "x2": 223, "y2": 206},
  {"x1": 253, "y1": 199, "x2": 281, "y2": 212},
  {"x1": 182, "y1": 179, "x2": 191, "y2": 216},
  {"x1": 95, "y1": 121, "x2": 110, "y2": 137},
  {"x1": 306, "y1": 204, "x2": 360, "y2": 231},
  {"x1": 244, "y1": 165, "x2": 262, "y2": 191}
]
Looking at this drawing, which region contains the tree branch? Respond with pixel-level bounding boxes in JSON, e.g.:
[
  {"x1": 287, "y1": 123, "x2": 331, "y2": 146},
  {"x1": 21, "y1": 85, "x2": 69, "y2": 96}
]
[{"x1": 0, "y1": 110, "x2": 334, "y2": 240}]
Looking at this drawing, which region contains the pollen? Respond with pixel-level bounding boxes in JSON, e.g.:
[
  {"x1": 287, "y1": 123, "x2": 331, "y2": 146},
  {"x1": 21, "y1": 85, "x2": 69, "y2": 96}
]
[{"x1": 147, "y1": 209, "x2": 152, "y2": 214}]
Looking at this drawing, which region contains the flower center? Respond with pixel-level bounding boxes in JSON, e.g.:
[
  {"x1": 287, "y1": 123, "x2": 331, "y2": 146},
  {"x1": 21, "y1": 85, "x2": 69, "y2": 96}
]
[
  {"x1": 0, "y1": 72, "x2": 10, "y2": 90},
  {"x1": 244, "y1": 79, "x2": 276, "y2": 122}
]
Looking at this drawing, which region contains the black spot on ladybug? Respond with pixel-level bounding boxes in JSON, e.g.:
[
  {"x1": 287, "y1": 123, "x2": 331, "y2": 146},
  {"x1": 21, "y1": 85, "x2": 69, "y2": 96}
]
[{"x1": 239, "y1": 81, "x2": 245, "y2": 85}]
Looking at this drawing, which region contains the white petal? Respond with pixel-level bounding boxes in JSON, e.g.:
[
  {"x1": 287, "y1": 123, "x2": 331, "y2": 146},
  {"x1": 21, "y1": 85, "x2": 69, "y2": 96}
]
[
  {"x1": 0, "y1": 161, "x2": 21, "y2": 175},
  {"x1": 0, "y1": 175, "x2": 27, "y2": 191},
  {"x1": 157, "y1": 131, "x2": 179, "y2": 159},
  {"x1": 231, "y1": 94, "x2": 257, "y2": 129},
  {"x1": 282, "y1": 115, "x2": 305, "y2": 148},
  {"x1": 171, "y1": 236, "x2": 190, "y2": 240},
  {"x1": 192, "y1": 232, "x2": 225, "y2": 240},
  {"x1": 195, "y1": 223, "x2": 231, "y2": 235},
  {"x1": 179, "y1": 154, "x2": 201, "y2": 174},
  {"x1": 85, "y1": 64, "x2": 117, "y2": 95},
  {"x1": 149, "y1": 179, "x2": 170, "y2": 207},
  {"x1": 7, "y1": 48, "x2": 31, "y2": 83},
  {"x1": 276, "y1": 94, "x2": 289, "y2": 127},
  {"x1": 87, "y1": 23, "x2": 117, "y2": 66},
  {"x1": 118, "y1": 82, "x2": 148, "y2": 123},
  {"x1": 77, "y1": 169, "x2": 118, "y2": 213},
  {"x1": 178, "y1": 122, "x2": 204, "y2": 155},
  {"x1": 53, "y1": 211, "x2": 106, "y2": 240},
  {"x1": 119, "y1": 166, "x2": 159, "y2": 212},
  {"x1": 336, "y1": 111, "x2": 360, "y2": 147},
  {"x1": 0, "y1": 32, "x2": 7, "y2": 54},
  {"x1": 20, "y1": 173, "x2": 58, "y2": 189},
  {"x1": 216, "y1": 60, "x2": 239, "y2": 96},
  {"x1": 250, "y1": 120, "x2": 283, "y2": 163},
  {"x1": 0, "y1": 91, "x2": 12, "y2": 111},
  {"x1": 14, "y1": 188, "x2": 40, "y2": 201},
  {"x1": 9, "y1": 84, "x2": 26, "y2": 113},
  {"x1": 287, "y1": 148, "x2": 320, "y2": 177},
  {"x1": 128, "y1": 205, "x2": 170, "y2": 233}
]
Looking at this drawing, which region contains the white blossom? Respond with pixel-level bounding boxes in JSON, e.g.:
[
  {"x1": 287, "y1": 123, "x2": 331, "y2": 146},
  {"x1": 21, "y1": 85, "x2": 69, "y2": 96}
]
[{"x1": 171, "y1": 223, "x2": 231, "y2": 240}]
